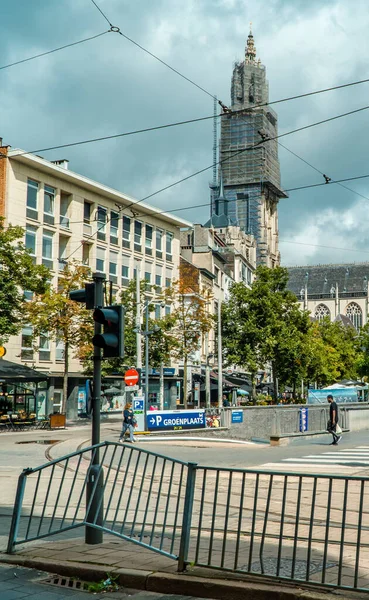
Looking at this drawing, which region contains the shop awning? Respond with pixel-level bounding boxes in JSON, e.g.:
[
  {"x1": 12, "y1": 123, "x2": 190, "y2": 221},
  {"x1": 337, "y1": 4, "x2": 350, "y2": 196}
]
[{"x1": 0, "y1": 360, "x2": 48, "y2": 382}]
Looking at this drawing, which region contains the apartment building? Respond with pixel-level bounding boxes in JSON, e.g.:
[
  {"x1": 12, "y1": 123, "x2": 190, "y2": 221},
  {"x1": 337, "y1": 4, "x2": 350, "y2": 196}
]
[
  {"x1": 180, "y1": 223, "x2": 256, "y2": 402},
  {"x1": 0, "y1": 143, "x2": 191, "y2": 415}
]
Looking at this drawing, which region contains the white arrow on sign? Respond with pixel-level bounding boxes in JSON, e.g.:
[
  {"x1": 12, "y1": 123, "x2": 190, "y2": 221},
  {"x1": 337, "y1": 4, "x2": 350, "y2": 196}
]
[{"x1": 150, "y1": 417, "x2": 156, "y2": 425}]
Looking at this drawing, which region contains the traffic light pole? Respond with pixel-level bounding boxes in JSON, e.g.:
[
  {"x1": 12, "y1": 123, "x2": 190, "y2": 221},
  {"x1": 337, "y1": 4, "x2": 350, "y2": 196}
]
[{"x1": 86, "y1": 271, "x2": 105, "y2": 545}]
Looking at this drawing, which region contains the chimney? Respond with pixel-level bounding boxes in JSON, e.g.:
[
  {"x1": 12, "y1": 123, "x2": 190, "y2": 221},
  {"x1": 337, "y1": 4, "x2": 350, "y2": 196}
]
[{"x1": 51, "y1": 159, "x2": 69, "y2": 170}]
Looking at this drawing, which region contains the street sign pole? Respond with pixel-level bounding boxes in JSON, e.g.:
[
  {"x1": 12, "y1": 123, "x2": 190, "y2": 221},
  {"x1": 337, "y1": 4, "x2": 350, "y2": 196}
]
[{"x1": 86, "y1": 271, "x2": 105, "y2": 545}]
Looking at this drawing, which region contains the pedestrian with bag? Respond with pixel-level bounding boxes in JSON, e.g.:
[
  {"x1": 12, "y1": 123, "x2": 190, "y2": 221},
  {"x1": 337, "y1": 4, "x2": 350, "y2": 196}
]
[
  {"x1": 327, "y1": 394, "x2": 342, "y2": 445},
  {"x1": 119, "y1": 402, "x2": 136, "y2": 443}
]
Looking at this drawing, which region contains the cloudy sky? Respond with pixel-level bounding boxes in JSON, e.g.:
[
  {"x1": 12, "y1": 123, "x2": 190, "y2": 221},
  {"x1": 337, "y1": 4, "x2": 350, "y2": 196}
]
[{"x1": 2, "y1": 0, "x2": 369, "y2": 266}]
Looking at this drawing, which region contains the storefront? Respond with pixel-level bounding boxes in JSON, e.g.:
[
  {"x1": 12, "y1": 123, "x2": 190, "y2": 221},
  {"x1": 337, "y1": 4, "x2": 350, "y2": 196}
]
[{"x1": 0, "y1": 360, "x2": 48, "y2": 420}]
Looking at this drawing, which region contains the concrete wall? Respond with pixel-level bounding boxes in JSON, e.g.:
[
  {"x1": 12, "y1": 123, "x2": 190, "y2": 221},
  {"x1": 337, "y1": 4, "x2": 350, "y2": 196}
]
[{"x1": 200, "y1": 404, "x2": 367, "y2": 441}]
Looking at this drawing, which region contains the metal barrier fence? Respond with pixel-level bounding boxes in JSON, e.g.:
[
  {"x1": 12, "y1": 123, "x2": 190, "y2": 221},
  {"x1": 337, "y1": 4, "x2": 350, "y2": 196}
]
[
  {"x1": 188, "y1": 467, "x2": 369, "y2": 591},
  {"x1": 7, "y1": 442, "x2": 369, "y2": 592},
  {"x1": 7, "y1": 442, "x2": 189, "y2": 562}
]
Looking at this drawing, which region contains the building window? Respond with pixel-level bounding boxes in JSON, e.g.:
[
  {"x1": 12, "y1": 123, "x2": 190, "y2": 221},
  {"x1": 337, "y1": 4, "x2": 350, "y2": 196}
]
[
  {"x1": 346, "y1": 302, "x2": 362, "y2": 330},
  {"x1": 156, "y1": 229, "x2": 163, "y2": 259},
  {"x1": 55, "y1": 337, "x2": 65, "y2": 361},
  {"x1": 165, "y1": 305, "x2": 171, "y2": 316},
  {"x1": 24, "y1": 291, "x2": 34, "y2": 301},
  {"x1": 21, "y1": 326, "x2": 33, "y2": 360},
  {"x1": 123, "y1": 216, "x2": 131, "y2": 249},
  {"x1": 26, "y1": 179, "x2": 39, "y2": 220},
  {"x1": 25, "y1": 225, "x2": 37, "y2": 262},
  {"x1": 97, "y1": 206, "x2": 107, "y2": 241},
  {"x1": 121, "y1": 256, "x2": 130, "y2": 287},
  {"x1": 155, "y1": 265, "x2": 162, "y2": 290},
  {"x1": 109, "y1": 251, "x2": 118, "y2": 284},
  {"x1": 165, "y1": 268, "x2": 172, "y2": 288},
  {"x1": 42, "y1": 231, "x2": 53, "y2": 269},
  {"x1": 214, "y1": 266, "x2": 220, "y2": 285},
  {"x1": 96, "y1": 246, "x2": 105, "y2": 273},
  {"x1": 144, "y1": 261, "x2": 152, "y2": 284},
  {"x1": 43, "y1": 185, "x2": 55, "y2": 225},
  {"x1": 134, "y1": 221, "x2": 142, "y2": 252},
  {"x1": 154, "y1": 304, "x2": 161, "y2": 320},
  {"x1": 60, "y1": 192, "x2": 70, "y2": 228},
  {"x1": 314, "y1": 304, "x2": 331, "y2": 322},
  {"x1": 166, "y1": 232, "x2": 173, "y2": 261},
  {"x1": 145, "y1": 224, "x2": 153, "y2": 256},
  {"x1": 110, "y1": 211, "x2": 119, "y2": 245},
  {"x1": 39, "y1": 331, "x2": 51, "y2": 361},
  {"x1": 84, "y1": 201, "x2": 92, "y2": 223}
]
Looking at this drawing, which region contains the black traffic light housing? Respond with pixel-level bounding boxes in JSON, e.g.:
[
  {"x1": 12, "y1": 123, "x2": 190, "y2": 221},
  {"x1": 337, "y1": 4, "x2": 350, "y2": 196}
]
[
  {"x1": 69, "y1": 282, "x2": 95, "y2": 309},
  {"x1": 93, "y1": 305, "x2": 124, "y2": 358}
]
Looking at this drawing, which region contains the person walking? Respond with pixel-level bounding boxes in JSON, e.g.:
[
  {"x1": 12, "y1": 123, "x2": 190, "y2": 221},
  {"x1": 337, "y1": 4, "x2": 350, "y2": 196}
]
[
  {"x1": 327, "y1": 394, "x2": 342, "y2": 445},
  {"x1": 119, "y1": 402, "x2": 136, "y2": 443}
]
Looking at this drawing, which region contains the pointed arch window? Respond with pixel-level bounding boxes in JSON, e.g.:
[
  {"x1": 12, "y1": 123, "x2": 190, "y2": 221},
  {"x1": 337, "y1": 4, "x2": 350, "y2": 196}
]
[
  {"x1": 314, "y1": 304, "x2": 330, "y2": 322},
  {"x1": 346, "y1": 302, "x2": 362, "y2": 330}
]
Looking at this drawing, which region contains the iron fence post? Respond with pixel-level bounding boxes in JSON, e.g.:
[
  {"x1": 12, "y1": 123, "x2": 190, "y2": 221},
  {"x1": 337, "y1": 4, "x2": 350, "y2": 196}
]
[
  {"x1": 178, "y1": 461, "x2": 197, "y2": 572},
  {"x1": 7, "y1": 470, "x2": 28, "y2": 554}
]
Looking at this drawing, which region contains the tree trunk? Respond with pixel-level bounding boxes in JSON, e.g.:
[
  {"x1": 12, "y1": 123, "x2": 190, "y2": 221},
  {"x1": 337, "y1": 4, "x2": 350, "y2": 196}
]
[
  {"x1": 62, "y1": 340, "x2": 69, "y2": 415},
  {"x1": 251, "y1": 371, "x2": 257, "y2": 403},
  {"x1": 183, "y1": 355, "x2": 188, "y2": 409},
  {"x1": 272, "y1": 361, "x2": 278, "y2": 403},
  {"x1": 293, "y1": 380, "x2": 296, "y2": 400}
]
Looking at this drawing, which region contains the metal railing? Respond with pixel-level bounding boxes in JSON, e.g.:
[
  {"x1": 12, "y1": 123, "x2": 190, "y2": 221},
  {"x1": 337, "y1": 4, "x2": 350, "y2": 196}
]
[
  {"x1": 7, "y1": 442, "x2": 189, "y2": 561},
  {"x1": 187, "y1": 466, "x2": 369, "y2": 591},
  {"x1": 7, "y1": 442, "x2": 369, "y2": 592}
]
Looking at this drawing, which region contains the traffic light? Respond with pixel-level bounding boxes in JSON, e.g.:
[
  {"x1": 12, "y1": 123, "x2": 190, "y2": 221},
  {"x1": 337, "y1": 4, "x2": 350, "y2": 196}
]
[
  {"x1": 69, "y1": 283, "x2": 95, "y2": 309},
  {"x1": 92, "y1": 305, "x2": 124, "y2": 358}
]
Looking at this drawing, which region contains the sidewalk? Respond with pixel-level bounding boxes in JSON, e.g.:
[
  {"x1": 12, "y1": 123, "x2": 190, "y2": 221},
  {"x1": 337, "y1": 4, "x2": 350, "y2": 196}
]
[{"x1": 0, "y1": 535, "x2": 367, "y2": 600}]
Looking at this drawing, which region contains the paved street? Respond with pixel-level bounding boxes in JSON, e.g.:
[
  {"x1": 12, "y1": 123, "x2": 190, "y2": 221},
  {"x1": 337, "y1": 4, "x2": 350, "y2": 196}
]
[
  {"x1": 0, "y1": 563, "x2": 215, "y2": 600},
  {"x1": 1, "y1": 424, "x2": 369, "y2": 594}
]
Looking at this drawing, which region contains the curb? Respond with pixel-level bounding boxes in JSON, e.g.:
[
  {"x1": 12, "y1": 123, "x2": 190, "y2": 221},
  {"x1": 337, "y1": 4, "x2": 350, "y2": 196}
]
[{"x1": 0, "y1": 555, "x2": 365, "y2": 600}]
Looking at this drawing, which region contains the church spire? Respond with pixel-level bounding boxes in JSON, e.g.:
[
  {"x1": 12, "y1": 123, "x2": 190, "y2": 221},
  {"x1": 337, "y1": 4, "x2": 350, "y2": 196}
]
[{"x1": 245, "y1": 23, "x2": 257, "y2": 63}]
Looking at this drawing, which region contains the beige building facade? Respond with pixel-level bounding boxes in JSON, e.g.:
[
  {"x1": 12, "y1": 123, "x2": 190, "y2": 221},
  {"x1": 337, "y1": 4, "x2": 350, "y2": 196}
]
[{"x1": 0, "y1": 143, "x2": 191, "y2": 412}]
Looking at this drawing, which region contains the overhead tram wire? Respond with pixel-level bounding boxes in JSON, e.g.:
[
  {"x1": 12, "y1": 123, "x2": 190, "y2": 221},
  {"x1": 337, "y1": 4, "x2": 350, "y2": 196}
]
[
  {"x1": 61, "y1": 103, "x2": 369, "y2": 261},
  {"x1": 5, "y1": 99, "x2": 369, "y2": 169},
  {"x1": 277, "y1": 141, "x2": 369, "y2": 203},
  {"x1": 0, "y1": 30, "x2": 111, "y2": 73},
  {"x1": 88, "y1": 0, "x2": 369, "y2": 113},
  {"x1": 89, "y1": 0, "x2": 216, "y2": 101},
  {"x1": 64, "y1": 166, "x2": 369, "y2": 263}
]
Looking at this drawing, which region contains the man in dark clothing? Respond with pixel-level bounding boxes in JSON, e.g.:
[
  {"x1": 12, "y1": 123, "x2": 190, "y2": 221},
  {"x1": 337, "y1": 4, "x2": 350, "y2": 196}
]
[{"x1": 327, "y1": 394, "x2": 342, "y2": 445}]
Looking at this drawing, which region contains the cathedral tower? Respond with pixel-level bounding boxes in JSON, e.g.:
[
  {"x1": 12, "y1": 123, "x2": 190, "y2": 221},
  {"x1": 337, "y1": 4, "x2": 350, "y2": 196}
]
[{"x1": 214, "y1": 28, "x2": 286, "y2": 266}]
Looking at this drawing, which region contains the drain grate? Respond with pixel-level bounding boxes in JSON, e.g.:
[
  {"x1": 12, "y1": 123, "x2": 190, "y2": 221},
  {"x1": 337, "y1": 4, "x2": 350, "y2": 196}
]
[{"x1": 41, "y1": 576, "x2": 90, "y2": 592}]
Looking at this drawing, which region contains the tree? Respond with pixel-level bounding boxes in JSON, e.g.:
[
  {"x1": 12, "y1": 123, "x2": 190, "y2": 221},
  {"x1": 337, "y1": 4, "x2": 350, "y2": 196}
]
[
  {"x1": 0, "y1": 219, "x2": 49, "y2": 343},
  {"x1": 222, "y1": 266, "x2": 311, "y2": 400},
  {"x1": 26, "y1": 263, "x2": 92, "y2": 413},
  {"x1": 166, "y1": 261, "x2": 213, "y2": 408}
]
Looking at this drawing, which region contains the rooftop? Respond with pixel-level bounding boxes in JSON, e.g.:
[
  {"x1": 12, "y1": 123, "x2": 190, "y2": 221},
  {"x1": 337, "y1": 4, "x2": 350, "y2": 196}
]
[{"x1": 8, "y1": 149, "x2": 193, "y2": 229}]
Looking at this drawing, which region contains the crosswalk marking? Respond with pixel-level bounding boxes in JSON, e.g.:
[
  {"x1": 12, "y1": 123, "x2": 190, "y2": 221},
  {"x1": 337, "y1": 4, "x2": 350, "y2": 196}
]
[{"x1": 258, "y1": 446, "x2": 369, "y2": 473}]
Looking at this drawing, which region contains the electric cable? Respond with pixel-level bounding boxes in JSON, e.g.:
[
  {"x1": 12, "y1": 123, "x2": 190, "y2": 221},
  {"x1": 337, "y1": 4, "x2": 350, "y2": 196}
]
[
  {"x1": 279, "y1": 240, "x2": 369, "y2": 255},
  {"x1": 88, "y1": 0, "x2": 369, "y2": 114},
  {"x1": 11, "y1": 112, "x2": 231, "y2": 157},
  {"x1": 277, "y1": 141, "x2": 369, "y2": 203},
  {"x1": 285, "y1": 173, "x2": 369, "y2": 193},
  {"x1": 0, "y1": 30, "x2": 111, "y2": 72}
]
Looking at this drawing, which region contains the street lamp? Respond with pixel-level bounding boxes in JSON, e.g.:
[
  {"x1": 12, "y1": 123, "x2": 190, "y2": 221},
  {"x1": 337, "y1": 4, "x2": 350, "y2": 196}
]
[{"x1": 134, "y1": 298, "x2": 160, "y2": 428}]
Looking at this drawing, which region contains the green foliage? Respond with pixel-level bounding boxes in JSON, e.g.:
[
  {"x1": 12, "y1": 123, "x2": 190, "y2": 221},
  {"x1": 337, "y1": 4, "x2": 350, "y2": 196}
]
[
  {"x1": 26, "y1": 262, "x2": 92, "y2": 411},
  {"x1": 222, "y1": 266, "x2": 310, "y2": 398},
  {"x1": 222, "y1": 265, "x2": 362, "y2": 397},
  {"x1": 0, "y1": 219, "x2": 49, "y2": 343}
]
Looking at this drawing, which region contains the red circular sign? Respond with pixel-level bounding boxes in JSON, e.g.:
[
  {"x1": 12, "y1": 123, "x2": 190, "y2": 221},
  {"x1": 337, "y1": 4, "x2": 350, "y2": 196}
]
[{"x1": 124, "y1": 368, "x2": 139, "y2": 386}]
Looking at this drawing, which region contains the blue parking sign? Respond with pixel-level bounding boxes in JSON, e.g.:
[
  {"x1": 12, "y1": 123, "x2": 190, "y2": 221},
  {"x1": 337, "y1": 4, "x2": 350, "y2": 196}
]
[{"x1": 299, "y1": 407, "x2": 308, "y2": 432}]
